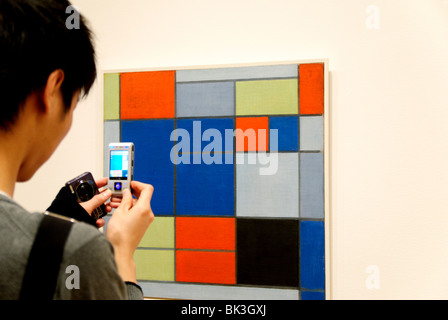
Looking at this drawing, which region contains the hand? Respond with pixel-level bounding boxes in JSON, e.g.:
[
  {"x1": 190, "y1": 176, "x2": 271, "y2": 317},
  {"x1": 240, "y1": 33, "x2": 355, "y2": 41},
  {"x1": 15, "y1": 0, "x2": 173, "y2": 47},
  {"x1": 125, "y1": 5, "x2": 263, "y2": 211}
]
[
  {"x1": 79, "y1": 177, "x2": 113, "y2": 228},
  {"x1": 105, "y1": 181, "x2": 155, "y2": 282}
]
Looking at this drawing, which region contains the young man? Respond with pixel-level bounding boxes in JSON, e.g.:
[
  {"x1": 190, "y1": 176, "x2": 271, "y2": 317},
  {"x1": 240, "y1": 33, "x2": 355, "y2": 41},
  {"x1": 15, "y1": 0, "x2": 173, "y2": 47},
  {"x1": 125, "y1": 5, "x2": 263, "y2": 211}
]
[{"x1": 0, "y1": 0, "x2": 154, "y2": 299}]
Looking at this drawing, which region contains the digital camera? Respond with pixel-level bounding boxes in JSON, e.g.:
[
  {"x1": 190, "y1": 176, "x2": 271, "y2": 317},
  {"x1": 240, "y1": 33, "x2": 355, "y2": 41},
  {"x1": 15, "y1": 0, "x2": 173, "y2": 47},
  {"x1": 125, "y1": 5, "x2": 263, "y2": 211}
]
[{"x1": 65, "y1": 172, "x2": 107, "y2": 220}]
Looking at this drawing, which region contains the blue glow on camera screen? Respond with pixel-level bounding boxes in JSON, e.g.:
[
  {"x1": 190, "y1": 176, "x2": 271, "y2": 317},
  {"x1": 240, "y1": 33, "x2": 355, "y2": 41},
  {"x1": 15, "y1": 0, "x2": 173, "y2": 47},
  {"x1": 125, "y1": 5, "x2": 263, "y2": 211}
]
[{"x1": 110, "y1": 150, "x2": 129, "y2": 179}]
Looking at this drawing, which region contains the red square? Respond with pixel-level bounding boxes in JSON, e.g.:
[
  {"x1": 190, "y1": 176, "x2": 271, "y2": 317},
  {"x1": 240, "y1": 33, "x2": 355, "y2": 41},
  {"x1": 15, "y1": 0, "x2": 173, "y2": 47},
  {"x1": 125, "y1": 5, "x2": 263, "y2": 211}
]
[
  {"x1": 176, "y1": 251, "x2": 236, "y2": 285},
  {"x1": 176, "y1": 217, "x2": 235, "y2": 251},
  {"x1": 235, "y1": 117, "x2": 269, "y2": 151},
  {"x1": 299, "y1": 64, "x2": 324, "y2": 115},
  {"x1": 120, "y1": 71, "x2": 175, "y2": 119}
]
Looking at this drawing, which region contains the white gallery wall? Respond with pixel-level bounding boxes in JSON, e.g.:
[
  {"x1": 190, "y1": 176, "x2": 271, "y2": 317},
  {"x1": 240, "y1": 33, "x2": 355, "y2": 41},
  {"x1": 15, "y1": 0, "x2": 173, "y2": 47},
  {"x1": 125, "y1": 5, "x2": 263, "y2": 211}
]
[{"x1": 14, "y1": 0, "x2": 448, "y2": 299}]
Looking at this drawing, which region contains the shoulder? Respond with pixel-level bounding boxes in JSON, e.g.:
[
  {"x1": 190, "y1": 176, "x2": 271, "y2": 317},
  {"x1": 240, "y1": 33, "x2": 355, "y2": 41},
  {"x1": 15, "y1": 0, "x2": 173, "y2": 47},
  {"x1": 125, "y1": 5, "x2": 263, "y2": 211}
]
[
  {"x1": 62, "y1": 217, "x2": 116, "y2": 273},
  {"x1": 56, "y1": 219, "x2": 128, "y2": 299},
  {"x1": 64, "y1": 218, "x2": 110, "y2": 254},
  {"x1": 0, "y1": 196, "x2": 44, "y2": 299},
  {"x1": 0, "y1": 196, "x2": 126, "y2": 299},
  {"x1": 0, "y1": 195, "x2": 46, "y2": 242}
]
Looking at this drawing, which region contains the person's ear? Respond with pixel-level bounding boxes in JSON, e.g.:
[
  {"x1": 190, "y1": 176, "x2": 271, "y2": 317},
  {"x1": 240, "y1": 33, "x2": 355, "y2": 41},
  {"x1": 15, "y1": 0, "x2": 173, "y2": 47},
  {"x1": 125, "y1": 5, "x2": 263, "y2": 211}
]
[{"x1": 41, "y1": 69, "x2": 65, "y2": 114}]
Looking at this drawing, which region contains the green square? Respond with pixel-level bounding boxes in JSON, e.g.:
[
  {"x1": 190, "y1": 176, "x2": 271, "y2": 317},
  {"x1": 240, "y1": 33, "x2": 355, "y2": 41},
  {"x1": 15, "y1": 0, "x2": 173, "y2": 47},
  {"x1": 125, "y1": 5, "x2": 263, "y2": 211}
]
[
  {"x1": 104, "y1": 73, "x2": 120, "y2": 120},
  {"x1": 236, "y1": 79, "x2": 298, "y2": 115},
  {"x1": 134, "y1": 249, "x2": 175, "y2": 281},
  {"x1": 138, "y1": 217, "x2": 174, "y2": 248}
]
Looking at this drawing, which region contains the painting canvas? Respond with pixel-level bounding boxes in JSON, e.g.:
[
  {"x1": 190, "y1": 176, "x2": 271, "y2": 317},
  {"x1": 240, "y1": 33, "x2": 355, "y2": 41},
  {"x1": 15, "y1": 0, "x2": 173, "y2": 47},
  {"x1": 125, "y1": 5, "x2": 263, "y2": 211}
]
[{"x1": 103, "y1": 61, "x2": 329, "y2": 300}]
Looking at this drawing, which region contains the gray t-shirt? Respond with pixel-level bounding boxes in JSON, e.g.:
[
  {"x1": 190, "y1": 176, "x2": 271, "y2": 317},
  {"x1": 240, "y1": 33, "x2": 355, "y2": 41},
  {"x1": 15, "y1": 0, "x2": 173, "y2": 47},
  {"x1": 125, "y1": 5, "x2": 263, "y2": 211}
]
[{"x1": 0, "y1": 194, "x2": 143, "y2": 300}]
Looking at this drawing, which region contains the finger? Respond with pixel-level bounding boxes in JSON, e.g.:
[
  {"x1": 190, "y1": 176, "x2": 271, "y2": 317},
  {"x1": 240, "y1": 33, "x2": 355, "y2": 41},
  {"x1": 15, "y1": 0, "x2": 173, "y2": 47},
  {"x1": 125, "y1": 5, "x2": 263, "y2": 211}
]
[
  {"x1": 130, "y1": 181, "x2": 154, "y2": 200},
  {"x1": 108, "y1": 201, "x2": 121, "y2": 209},
  {"x1": 96, "y1": 177, "x2": 108, "y2": 189},
  {"x1": 117, "y1": 188, "x2": 133, "y2": 212},
  {"x1": 96, "y1": 218, "x2": 106, "y2": 228},
  {"x1": 110, "y1": 196, "x2": 123, "y2": 203},
  {"x1": 81, "y1": 189, "x2": 112, "y2": 214},
  {"x1": 131, "y1": 183, "x2": 154, "y2": 213},
  {"x1": 110, "y1": 196, "x2": 124, "y2": 209}
]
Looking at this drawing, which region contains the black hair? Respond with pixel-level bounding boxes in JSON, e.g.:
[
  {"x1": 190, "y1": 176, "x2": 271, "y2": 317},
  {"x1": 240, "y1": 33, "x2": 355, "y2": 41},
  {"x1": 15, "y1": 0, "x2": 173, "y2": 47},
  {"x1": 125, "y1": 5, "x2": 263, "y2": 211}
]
[{"x1": 0, "y1": 0, "x2": 96, "y2": 130}]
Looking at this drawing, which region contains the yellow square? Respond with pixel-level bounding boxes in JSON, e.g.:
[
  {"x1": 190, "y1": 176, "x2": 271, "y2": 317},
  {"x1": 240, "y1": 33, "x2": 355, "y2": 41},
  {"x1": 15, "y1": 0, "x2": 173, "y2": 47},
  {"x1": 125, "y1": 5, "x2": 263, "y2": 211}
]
[
  {"x1": 236, "y1": 79, "x2": 298, "y2": 115},
  {"x1": 138, "y1": 217, "x2": 174, "y2": 249},
  {"x1": 134, "y1": 249, "x2": 175, "y2": 281},
  {"x1": 104, "y1": 73, "x2": 120, "y2": 120}
]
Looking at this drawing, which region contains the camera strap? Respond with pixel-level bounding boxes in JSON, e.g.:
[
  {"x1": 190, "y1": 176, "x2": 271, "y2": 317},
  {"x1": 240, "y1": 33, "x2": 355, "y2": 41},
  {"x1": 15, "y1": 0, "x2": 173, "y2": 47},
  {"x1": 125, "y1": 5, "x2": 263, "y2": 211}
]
[{"x1": 19, "y1": 212, "x2": 74, "y2": 300}]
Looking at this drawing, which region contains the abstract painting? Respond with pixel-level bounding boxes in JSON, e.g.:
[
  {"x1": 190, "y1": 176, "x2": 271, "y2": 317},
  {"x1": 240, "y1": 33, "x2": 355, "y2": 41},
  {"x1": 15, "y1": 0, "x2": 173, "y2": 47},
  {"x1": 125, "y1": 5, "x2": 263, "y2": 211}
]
[{"x1": 103, "y1": 61, "x2": 328, "y2": 300}]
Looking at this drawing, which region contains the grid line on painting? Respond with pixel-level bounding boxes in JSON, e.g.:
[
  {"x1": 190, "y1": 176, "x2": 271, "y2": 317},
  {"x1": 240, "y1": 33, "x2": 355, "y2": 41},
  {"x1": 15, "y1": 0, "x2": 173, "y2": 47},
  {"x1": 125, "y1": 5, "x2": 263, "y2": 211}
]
[{"x1": 103, "y1": 62, "x2": 326, "y2": 300}]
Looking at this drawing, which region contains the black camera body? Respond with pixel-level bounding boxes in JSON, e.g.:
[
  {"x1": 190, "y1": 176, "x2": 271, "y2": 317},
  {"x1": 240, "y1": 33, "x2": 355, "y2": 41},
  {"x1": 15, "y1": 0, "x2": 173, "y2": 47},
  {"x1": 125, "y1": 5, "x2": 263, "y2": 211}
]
[{"x1": 65, "y1": 172, "x2": 107, "y2": 220}]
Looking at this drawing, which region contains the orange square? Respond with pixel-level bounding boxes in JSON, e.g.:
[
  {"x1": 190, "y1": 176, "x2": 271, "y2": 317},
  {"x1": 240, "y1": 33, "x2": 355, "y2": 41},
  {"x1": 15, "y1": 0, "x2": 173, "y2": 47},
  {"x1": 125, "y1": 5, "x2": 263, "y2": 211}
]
[
  {"x1": 299, "y1": 63, "x2": 324, "y2": 115},
  {"x1": 120, "y1": 71, "x2": 175, "y2": 119},
  {"x1": 176, "y1": 251, "x2": 235, "y2": 285},
  {"x1": 235, "y1": 117, "x2": 269, "y2": 151},
  {"x1": 176, "y1": 217, "x2": 235, "y2": 251}
]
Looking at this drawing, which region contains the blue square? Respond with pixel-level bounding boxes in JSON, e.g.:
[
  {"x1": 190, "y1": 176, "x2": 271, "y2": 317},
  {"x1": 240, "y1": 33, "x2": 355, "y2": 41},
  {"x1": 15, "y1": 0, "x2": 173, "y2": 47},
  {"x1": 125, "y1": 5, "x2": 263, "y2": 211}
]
[
  {"x1": 269, "y1": 116, "x2": 298, "y2": 151},
  {"x1": 300, "y1": 220, "x2": 325, "y2": 290},
  {"x1": 176, "y1": 118, "x2": 234, "y2": 153},
  {"x1": 121, "y1": 120, "x2": 175, "y2": 215},
  {"x1": 176, "y1": 159, "x2": 234, "y2": 216},
  {"x1": 301, "y1": 291, "x2": 325, "y2": 300}
]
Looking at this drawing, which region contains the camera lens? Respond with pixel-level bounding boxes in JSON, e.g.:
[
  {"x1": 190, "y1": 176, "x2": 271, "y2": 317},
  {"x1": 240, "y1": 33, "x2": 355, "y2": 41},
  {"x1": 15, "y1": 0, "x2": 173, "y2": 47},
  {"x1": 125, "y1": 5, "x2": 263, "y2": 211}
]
[{"x1": 76, "y1": 182, "x2": 95, "y2": 202}]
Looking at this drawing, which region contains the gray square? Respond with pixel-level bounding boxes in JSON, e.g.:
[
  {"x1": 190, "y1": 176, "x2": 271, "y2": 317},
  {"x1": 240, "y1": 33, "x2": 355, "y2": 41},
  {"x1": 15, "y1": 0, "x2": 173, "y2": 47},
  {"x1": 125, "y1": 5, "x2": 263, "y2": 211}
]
[
  {"x1": 103, "y1": 120, "x2": 120, "y2": 176},
  {"x1": 236, "y1": 152, "x2": 299, "y2": 218},
  {"x1": 300, "y1": 152, "x2": 324, "y2": 218},
  {"x1": 176, "y1": 64, "x2": 298, "y2": 82},
  {"x1": 300, "y1": 116, "x2": 323, "y2": 151},
  {"x1": 176, "y1": 82, "x2": 235, "y2": 118}
]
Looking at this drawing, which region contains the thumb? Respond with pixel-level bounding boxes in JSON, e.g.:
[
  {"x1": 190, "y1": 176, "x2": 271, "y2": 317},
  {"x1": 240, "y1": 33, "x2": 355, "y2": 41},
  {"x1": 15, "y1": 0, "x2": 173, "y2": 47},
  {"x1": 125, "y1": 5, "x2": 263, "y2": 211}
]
[
  {"x1": 81, "y1": 189, "x2": 112, "y2": 215},
  {"x1": 118, "y1": 188, "x2": 133, "y2": 212}
]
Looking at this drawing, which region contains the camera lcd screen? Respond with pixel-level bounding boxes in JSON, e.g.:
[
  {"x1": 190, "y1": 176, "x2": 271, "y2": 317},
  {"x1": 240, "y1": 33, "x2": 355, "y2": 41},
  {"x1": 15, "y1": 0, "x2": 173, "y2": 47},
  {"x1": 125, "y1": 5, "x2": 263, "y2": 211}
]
[{"x1": 109, "y1": 150, "x2": 129, "y2": 180}]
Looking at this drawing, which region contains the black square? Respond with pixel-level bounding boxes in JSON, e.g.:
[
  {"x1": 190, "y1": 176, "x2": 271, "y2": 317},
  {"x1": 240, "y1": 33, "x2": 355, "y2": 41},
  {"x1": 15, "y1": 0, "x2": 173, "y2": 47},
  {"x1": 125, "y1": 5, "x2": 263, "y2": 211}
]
[{"x1": 236, "y1": 218, "x2": 299, "y2": 288}]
